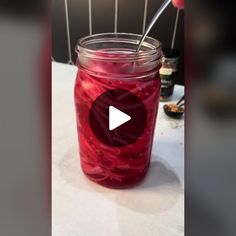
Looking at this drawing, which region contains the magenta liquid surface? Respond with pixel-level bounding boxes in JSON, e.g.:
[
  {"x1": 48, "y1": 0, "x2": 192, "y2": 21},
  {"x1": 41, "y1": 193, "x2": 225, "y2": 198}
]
[{"x1": 74, "y1": 55, "x2": 161, "y2": 188}]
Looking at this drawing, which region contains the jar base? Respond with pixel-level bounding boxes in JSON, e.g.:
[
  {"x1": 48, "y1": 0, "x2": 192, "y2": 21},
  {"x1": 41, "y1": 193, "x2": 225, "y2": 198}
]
[{"x1": 82, "y1": 168, "x2": 149, "y2": 189}]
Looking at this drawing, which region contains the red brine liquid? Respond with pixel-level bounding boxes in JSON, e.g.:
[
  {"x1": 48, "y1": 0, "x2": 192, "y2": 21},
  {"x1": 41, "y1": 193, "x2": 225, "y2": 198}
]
[{"x1": 74, "y1": 51, "x2": 161, "y2": 188}]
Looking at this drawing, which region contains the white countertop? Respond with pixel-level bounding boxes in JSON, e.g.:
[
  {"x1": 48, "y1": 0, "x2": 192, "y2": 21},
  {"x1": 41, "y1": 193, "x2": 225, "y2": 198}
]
[{"x1": 52, "y1": 62, "x2": 184, "y2": 236}]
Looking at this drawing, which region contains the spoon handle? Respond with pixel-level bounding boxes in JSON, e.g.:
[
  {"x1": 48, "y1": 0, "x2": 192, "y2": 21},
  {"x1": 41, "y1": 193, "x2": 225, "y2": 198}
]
[
  {"x1": 176, "y1": 95, "x2": 184, "y2": 105},
  {"x1": 136, "y1": 0, "x2": 172, "y2": 52}
]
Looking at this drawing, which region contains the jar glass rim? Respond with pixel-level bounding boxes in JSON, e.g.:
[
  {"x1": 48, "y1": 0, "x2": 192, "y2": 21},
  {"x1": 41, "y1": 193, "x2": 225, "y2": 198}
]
[{"x1": 76, "y1": 33, "x2": 162, "y2": 61}]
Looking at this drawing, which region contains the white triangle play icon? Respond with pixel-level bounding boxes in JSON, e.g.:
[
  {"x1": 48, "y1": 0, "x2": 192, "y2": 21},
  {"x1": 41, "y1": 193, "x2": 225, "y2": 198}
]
[{"x1": 109, "y1": 106, "x2": 131, "y2": 131}]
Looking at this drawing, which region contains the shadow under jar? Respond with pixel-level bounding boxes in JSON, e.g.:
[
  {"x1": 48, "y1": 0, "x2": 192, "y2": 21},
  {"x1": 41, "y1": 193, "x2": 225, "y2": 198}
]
[{"x1": 74, "y1": 33, "x2": 162, "y2": 188}]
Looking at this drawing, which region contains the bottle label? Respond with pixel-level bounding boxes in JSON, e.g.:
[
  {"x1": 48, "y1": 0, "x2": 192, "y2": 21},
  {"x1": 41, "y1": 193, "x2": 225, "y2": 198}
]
[{"x1": 160, "y1": 67, "x2": 172, "y2": 75}]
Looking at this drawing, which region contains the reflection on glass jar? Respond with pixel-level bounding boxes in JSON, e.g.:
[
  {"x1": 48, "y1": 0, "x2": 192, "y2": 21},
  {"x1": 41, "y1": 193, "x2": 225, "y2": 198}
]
[{"x1": 74, "y1": 33, "x2": 162, "y2": 188}]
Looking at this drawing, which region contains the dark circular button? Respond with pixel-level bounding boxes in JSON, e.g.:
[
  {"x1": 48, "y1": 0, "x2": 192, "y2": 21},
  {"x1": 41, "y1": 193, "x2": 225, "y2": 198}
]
[{"x1": 89, "y1": 89, "x2": 147, "y2": 147}]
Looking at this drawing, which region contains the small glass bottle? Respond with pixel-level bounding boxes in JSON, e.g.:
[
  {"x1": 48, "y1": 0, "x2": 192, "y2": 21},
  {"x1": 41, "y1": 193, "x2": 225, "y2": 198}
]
[{"x1": 160, "y1": 48, "x2": 180, "y2": 101}]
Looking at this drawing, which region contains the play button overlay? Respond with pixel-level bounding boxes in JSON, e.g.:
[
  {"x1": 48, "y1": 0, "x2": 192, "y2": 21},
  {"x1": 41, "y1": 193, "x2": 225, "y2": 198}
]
[
  {"x1": 109, "y1": 106, "x2": 131, "y2": 131},
  {"x1": 89, "y1": 89, "x2": 147, "y2": 147}
]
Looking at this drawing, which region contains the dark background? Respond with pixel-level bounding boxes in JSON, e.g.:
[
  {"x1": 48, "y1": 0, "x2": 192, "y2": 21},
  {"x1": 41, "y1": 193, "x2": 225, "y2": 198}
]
[{"x1": 52, "y1": 0, "x2": 184, "y2": 85}]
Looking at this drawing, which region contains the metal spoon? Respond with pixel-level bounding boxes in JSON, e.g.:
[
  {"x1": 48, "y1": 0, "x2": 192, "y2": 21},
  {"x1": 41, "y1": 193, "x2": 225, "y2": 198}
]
[
  {"x1": 163, "y1": 95, "x2": 185, "y2": 119},
  {"x1": 136, "y1": 0, "x2": 172, "y2": 52},
  {"x1": 163, "y1": 103, "x2": 184, "y2": 119}
]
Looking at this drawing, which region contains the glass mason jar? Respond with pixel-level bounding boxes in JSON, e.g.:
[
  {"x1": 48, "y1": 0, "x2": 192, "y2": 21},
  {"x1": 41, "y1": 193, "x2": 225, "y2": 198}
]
[
  {"x1": 74, "y1": 33, "x2": 162, "y2": 188},
  {"x1": 160, "y1": 48, "x2": 180, "y2": 100}
]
